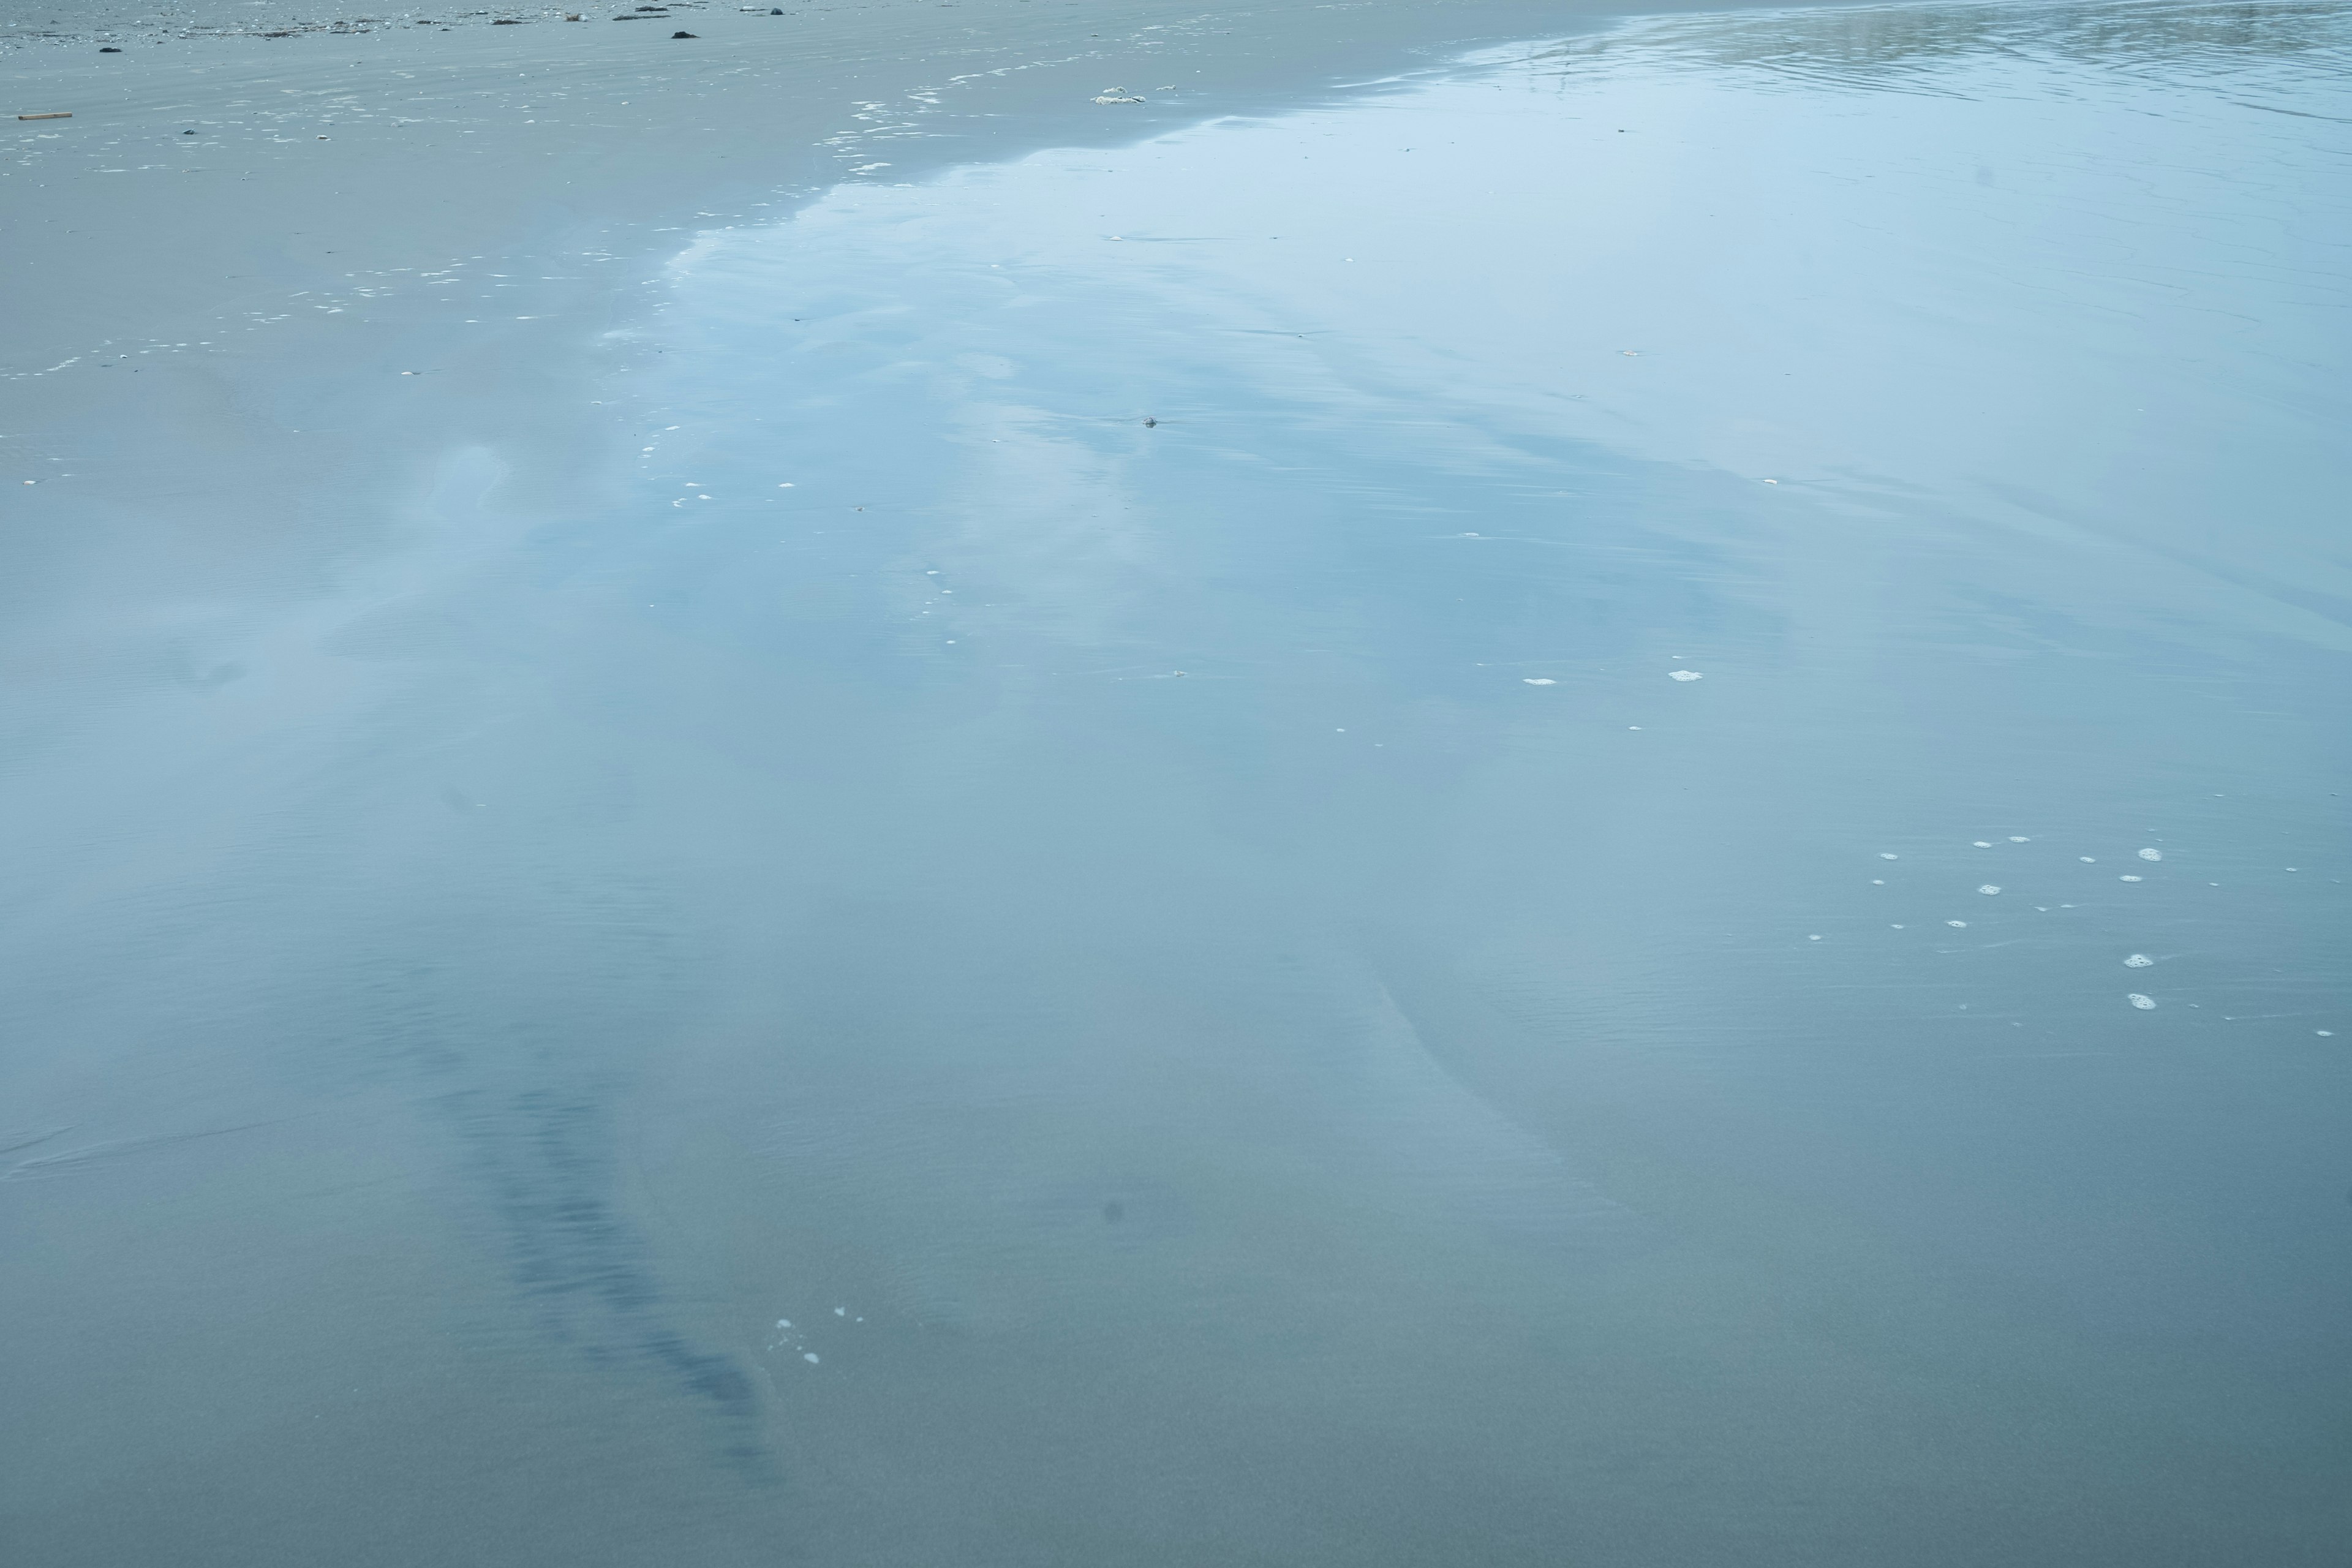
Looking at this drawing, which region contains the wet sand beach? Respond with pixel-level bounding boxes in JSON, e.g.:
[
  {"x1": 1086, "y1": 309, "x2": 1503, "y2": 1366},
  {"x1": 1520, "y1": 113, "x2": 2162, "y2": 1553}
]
[{"x1": 5, "y1": 1, "x2": 2350, "y2": 1564}]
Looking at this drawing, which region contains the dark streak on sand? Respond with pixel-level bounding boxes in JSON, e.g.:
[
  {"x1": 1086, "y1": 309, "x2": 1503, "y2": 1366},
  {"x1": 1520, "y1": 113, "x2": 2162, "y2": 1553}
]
[{"x1": 440, "y1": 1088, "x2": 772, "y2": 1476}]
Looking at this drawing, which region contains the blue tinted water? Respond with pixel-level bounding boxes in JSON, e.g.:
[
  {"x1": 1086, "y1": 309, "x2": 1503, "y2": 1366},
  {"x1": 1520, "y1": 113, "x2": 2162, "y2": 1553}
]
[
  {"x1": 6, "y1": 2, "x2": 2350, "y2": 1562},
  {"x1": 580, "y1": 6, "x2": 2352, "y2": 1553}
]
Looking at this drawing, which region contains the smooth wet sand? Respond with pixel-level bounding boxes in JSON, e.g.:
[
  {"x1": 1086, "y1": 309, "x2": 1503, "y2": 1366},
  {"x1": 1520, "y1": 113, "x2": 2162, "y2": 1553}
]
[{"x1": 5, "y1": 2, "x2": 2350, "y2": 1564}]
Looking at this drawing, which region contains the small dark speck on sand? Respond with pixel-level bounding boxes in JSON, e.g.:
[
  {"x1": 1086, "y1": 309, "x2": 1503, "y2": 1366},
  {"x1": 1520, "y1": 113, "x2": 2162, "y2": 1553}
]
[
  {"x1": 100, "y1": 46, "x2": 122, "y2": 51},
  {"x1": 673, "y1": 29, "x2": 698, "y2": 37},
  {"x1": 1142, "y1": 416, "x2": 1156, "y2": 427}
]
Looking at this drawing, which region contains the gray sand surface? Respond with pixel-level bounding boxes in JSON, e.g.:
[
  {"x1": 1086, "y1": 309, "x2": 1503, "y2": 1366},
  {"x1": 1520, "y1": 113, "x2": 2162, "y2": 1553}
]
[{"x1": 7, "y1": 1, "x2": 2347, "y2": 1564}]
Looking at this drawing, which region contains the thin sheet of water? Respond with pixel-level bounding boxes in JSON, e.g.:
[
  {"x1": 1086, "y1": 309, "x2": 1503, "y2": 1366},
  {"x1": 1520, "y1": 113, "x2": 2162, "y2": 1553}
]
[{"x1": 4, "y1": 2, "x2": 2348, "y2": 1562}]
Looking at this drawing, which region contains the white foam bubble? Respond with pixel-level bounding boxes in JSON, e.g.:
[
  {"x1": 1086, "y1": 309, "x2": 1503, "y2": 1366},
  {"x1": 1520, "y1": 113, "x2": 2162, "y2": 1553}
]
[
  {"x1": 2080, "y1": 857, "x2": 2096, "y2": 863},
  {"x1": 1973, "y1": 841, "x2": 1993, "y2": 848},
  {"x1": 804, "y1": 1352, "x2": 821, "y2": 1363},
  {"x1": 1947, "y1": 920, "x2": 1968, "y2": 928},
  {"x1": 2138, "y1": 848, "x2": 2163, "y2": 861},
  {"x1": 1879, "y1": 853, "x2": 1898, "y2": 860},
  {"x1": 1668, "y1": 669, "x2": 1702, "y2": 681},
  {"x1": 2128, "y1": 994, "x2": 2156, "y2": 1009},
  {"x1": 2008, "y1": 836, "x2": 2029, "y2": 843},
  {"x1": 1809, "y1": 934, "x2": 1822, "y2": 941},
  {"x1": 2124, "y1": 954, "x2": 2153, "y2": 968},
  {"x1": 1979, "y1": 885, "x2": 2000, "y2": 895},
  {"x1": 2120, "y1": 875, "x2": 2143, "y2": 882},
  {"x1": 1523, "y1": 677, "x2": 1556, "y2": 685}
]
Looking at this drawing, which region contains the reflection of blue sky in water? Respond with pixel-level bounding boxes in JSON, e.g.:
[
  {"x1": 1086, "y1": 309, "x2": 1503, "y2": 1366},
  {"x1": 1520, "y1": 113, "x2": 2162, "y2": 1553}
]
[
  {"x1": 652, "y1": 0, "x2": 2351, "y2": 644},
  {"x1": 573, "y1": 5, "x2": 2352, "y2": 1558}
]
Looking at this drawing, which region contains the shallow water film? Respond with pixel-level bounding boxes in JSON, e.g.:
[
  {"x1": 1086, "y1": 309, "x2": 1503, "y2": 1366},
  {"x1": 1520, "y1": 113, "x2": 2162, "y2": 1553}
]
[{"x1": 7, "y1": 1, "x2": 2351, "y2": 1562}]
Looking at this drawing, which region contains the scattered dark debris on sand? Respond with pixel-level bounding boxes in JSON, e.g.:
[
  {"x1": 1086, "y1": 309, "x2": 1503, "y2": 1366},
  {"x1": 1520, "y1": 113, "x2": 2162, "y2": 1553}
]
[{"x1": 3, "y1": 1, "x2": 716, "y2": 51}]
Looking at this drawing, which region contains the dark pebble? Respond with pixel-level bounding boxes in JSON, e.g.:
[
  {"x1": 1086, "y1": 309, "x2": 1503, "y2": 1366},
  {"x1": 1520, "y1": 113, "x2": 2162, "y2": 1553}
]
[
  {"x1": 100, "y1": 46, "x2": 123, "y2": 51},
  {"x1": 672, "y1": 29, "x2": 696, "y2": 37}
]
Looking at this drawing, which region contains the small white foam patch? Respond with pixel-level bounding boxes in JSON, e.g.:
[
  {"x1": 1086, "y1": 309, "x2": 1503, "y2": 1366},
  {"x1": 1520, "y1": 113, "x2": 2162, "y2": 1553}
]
[
  {"x1": 804, "y1": 1352, "x2": 821, "y2": 1363},
  {"x1": 2128, "y1": 994, "x2": 2157, "y2": 1010},
  {"x1": 1668, "y1": 670, "x2": 1702, "y2": 681},
  {"x1": 1523, "y1": 677, "x2": 1555, "y2": 685},
  {"x1": 1947, "y1": 920, "x2": 1968, "y2": 928},
  {"x1": 2081, "y1": 857, "x2": 2096, "y2": 863},
  {"x1": 2124, "y1": 954, "x2": 2153, "y2": 968},
  {"x1": 1979, "y1": 885, "x2": 2000, "y2": 895},
  {"x1": 2008, "y1": 836, "x2": 2030, "y2": 843},
  {"x1": 1879, "y1": 853, "x2": 1898, "y2": 860},
  {"x1": 2139, "y1": 848, "x2": 2163, "y2": 861},
  {"x1": 1974, "y1": 841, "x2": 1993, "y2": 848},
  {"x1": 2120, "y1": 875, "x2": 2143, "y2": 882}
]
